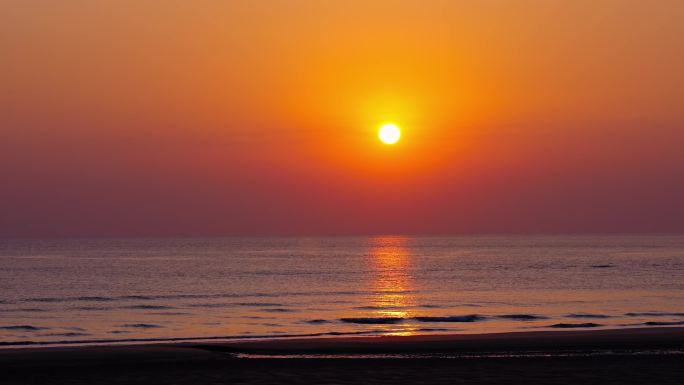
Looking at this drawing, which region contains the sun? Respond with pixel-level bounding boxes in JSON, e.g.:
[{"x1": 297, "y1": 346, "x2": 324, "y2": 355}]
[{"x1": 378, "y1": 123, "x2": 401, "y2": 145}]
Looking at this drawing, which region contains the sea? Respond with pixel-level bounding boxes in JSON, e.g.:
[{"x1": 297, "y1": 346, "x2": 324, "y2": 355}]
[{"x1": 1, "y1": 236, "x2": 683, "y2": 347}]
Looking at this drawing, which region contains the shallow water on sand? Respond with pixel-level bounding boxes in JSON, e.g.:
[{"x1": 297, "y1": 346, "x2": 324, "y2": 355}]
[{"x1": 1, "y1": 236, "x2": 683, "y2": 346}]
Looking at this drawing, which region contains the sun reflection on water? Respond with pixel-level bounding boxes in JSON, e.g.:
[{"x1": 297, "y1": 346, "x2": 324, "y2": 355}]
[{"x1": 368, "y1": 236, "x2": 418, "y2": 336}]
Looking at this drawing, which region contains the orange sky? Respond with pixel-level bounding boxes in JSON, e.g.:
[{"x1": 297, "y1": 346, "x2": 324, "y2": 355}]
[{"x1": 1, "y1": 1, "x2": 683, "y2": 236}]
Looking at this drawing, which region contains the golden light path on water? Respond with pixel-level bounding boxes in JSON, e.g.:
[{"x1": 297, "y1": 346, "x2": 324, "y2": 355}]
[{"x1": 368, "y1": 236, "x2": 417, "y2": 336}]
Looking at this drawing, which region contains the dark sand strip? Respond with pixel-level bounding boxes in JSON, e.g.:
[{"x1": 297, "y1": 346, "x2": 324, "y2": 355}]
[
  {"x1": 1, "y1": 328, "x2": 684, "y2": 385},
  {"x1": 214, "y1": 327, "x2": 684, "y2": 355}
]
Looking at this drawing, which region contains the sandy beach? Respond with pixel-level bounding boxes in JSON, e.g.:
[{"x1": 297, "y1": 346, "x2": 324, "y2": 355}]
[{"x1": 2, "y1": 327, "x2": 683, "y2": 384}]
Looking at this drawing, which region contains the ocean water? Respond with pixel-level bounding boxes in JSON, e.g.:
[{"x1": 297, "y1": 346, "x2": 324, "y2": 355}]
[{"x1": 1, "y1": 236, "x2": 683, "y2": 347}]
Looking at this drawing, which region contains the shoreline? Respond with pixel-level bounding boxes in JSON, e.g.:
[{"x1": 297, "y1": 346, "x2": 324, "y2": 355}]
[
  {"x1": 0, "y1": 325, "x2": 684, "y2": 352},
  {"x1": 3, "y1": 327, "x2": 683, "y2": 384},
  {"x1": 2, "y1": 327, "x2": 683, "y2": 359}
]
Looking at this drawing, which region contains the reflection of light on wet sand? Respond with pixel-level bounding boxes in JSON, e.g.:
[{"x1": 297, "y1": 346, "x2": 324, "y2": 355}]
[{"x1": 368, "y1": 236, "x2": 417, "y2": 335}]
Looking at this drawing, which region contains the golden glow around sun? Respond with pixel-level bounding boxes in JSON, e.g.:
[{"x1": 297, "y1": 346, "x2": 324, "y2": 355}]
[{"x1": 379, "y1": 123, "x2": 401, "y2": 144}]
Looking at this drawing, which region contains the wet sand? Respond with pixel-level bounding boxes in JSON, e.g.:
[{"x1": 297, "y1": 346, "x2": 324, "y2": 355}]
[{"x1": 2, "y1": 327, "x2": 684, "y2": 384}]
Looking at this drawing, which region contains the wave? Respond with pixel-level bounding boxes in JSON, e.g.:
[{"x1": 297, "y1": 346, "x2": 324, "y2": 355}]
[
  {"x1": 120, "y1": 295, "x2": 157, "y2": 300},
  {"x1": 340, "y1": 314, "x2": 547, "y2": 323},
  {"x1": 38, "y1": 332, "x2": 90, "y2": 337},
  {"x1": 0, "y1": 308, "x2": 46, "y2": 313},
  {"x1": 415, "y1": 328, "x2": 451, "y2": 332},
  {"x1": 643, "y1": 321, "x2": 684, "y2": 326},
  {"x1": 72, "y1": 306, "x2": 113, "y2": 311},
  {"x1": 497, "y1": 314, "x2": 546, "y2": 321},
  {"x1": 0, "y1": 325, "x2": 48, "y2": 331},
  {"x1": 566, "y1": 313, "x2": 612, "y2": 319},
  {"x1": 0, "y1": 330, "x2": 386, "y2": 347},
  {"x1": 354, "y1": 306, "x2": 406, "y2": 310},
  {"x1": 187, "y1": 303, "x2": 230, "y2": 308},
  {"x1": 119, "y1": 323, "x2": 162, "y2": 329},
  {"x1": 17, "y1": 291, "x2": 349, "y2": 304},
  {"x1": 339, "y1": 315, "x2": 486, "y2": 324},
  {"x1": 305, "y1": 319, "x2": 331, "y2": 324},
  {"x1": 340, "y1": 317, "x2": 404, "y2": 324},
  {"x1": 625, "y1": 312, "x2": 684, "y2": 317},
  {"x1": 549, "y1": 323, "x2": 602, "y2": 328},
  {"x1": 23, "y1": 293, "x2": 276, "y2": 303},
  {"x1": 414, "y1": 315, "x2": 485, "y2": 323},
  {"x1": 122, "y1": 305, "x2": 175, "y2": 310},
  {"x1": 18, "y1": 290, "x2": 417, "y2": 305}
]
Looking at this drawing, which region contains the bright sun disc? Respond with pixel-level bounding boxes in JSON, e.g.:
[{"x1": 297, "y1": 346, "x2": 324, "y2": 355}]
[{"x1": 379, "y1": 123, "x2": 401, "y2": 144}]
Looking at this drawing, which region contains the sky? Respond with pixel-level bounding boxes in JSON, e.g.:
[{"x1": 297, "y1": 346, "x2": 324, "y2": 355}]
[{"x1": 1, "y1": 1, "x2": 683, "y2": 236}]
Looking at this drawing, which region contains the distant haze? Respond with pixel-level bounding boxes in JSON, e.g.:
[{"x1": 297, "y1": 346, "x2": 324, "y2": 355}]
[{"x1": 1, "y1": 1, "x2": 683, "y2": 236}]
